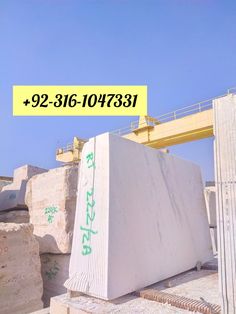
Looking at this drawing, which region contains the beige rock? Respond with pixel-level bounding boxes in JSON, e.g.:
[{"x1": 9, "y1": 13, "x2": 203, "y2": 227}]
[
  {"x1": 0, "y1": 223, "x2": 43, "y2": 314},
  {"x1": 0, "y1": 209, "x2": 29, "y2": 223},
  {"x1": 0, "y1": 165, "x2": 47, "y2": 211},
  {"x1": 41, "y1": 254, "x2": 70, "y2": 306},
  {"x1": 26, "y1": 165, "x2": 78, "y2": 254},
  {"x1": 0, "y1": 176, "x2": 12, "y2": 192},
  {"x1": 13, "y1": 165, "x2": 47, "y2": 185}
]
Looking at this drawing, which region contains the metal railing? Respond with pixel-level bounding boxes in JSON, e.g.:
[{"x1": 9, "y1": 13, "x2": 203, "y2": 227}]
[
  {"x1": 57, "y1": 88, "x2": 236, "y2": 148},
  {"x1": 56, "y1": 143, "x2": 74, "y2": 154},
  {"x1": 111, "y1": 88, "x2": 236, "y2": 136}
]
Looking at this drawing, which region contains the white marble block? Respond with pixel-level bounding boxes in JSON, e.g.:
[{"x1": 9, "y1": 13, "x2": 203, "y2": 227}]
[
  {"x1": 204, "y1": 185, "x2": 217, "y2": 227},
  {"x1": 41, "y1": 253, "x2": 70, "y2": 306},
  {"x1": 0, "y1": 223, "x2": 43, "y2": 314},
  {"x1": 25, "y1": 165, "x2": 78, "y2": 254},
  {"x1": 65, "y1": 133, "x2": 213, "y2": 300},
  {"x1": 0, "y1": 165, "x2": 47, "y2": 211},
  {"x1": 204, "y1": 185, "x2": 217, "y2": 254},
  {"x1": 213, "y1": 94, "x2": 236, "y2": 313}
]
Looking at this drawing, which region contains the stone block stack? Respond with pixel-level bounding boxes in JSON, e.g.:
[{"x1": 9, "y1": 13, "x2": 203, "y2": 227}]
[
  {"x1": 0, "y1": 176, "x2": 12, "y2": 191},
  {"x1": 0, "y1": 165, "x2": 47, "y2": 223},
  {"x1": 0, "y1": 223, "x2": 43, "y2": 314},
  {"x1": 25, "y1": 165, "x2": 78, "y2": 306}
]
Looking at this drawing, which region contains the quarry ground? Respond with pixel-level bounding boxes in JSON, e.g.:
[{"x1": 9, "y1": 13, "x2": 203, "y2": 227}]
[{"x1": 33, "y1": 266, "x2": 219, "y2": 314}]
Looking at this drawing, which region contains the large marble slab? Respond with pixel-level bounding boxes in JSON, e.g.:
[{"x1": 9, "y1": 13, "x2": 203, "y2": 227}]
[
  {"x1": 213, "y1": 94, "x2": 236, "y2": 313},
  {"x1": 65, "y1": 133, "x2": 213, "y2": 300}
]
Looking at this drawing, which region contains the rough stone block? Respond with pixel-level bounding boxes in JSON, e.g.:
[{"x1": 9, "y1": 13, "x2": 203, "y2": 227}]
[
  {"x1": 13, "y1": 165, "x2": 47, "y2": 185},
  {"x1": 0, "y1": 176, "x2": 12, "y2": 191},
  {"x1": 0, "y1": 165, "x2": 47, "y2": 211},
  {"x1": 41, "y1": 253, "x2": 70, "y2": 306},
  {"x1": 0, "y1": 223, "x2": 43, "y2": 314},
  {"x1": 65, "y1": 133, "x2": 213, "y2": 300},
  {"x1": 26, "y1": 165, "x2": 78, "y2": 254}
]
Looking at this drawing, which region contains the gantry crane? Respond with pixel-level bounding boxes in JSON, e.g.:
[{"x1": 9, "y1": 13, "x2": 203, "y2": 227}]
[{"x1": 56, "y1": 88, "x2": 235, "y2": 163}]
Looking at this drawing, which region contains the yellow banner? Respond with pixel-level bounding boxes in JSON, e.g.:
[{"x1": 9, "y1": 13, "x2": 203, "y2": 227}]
[{"x1": 13, "y1": 86, "x2": 147, "y2": 116}]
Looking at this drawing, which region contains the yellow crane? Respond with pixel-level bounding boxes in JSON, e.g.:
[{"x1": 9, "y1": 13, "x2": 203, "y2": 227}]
[{"x1": 56, "y1": 88, "x2": 235, "y2": 163}]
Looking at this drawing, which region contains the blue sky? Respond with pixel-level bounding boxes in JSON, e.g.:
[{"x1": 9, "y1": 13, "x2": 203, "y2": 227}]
[{"x1": 0, "y1": 0, "x2": 235, "y2": 180}]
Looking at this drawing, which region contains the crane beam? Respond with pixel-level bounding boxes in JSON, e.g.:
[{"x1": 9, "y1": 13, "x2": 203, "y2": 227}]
[
  {"x1": 56, "y1": 88, "x2": 236, "y2": 163},
  {"x1": 123, "y1": 109, "x2": 213, "y2": 148}
]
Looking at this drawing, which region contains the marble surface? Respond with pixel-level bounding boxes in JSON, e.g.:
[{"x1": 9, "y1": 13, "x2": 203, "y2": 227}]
[
  {"x1": 213, "y1": 94, "x2": 236, "y2": 313},
  {"x1": 65, "y1": 133, "x2": 212, "y2": 300},
  {"x1": 204, "y1": 186, "x2": 217, "y2": 254},
  {"x1": 204, "y1": 186, "x2": 217, "y2": 227}
]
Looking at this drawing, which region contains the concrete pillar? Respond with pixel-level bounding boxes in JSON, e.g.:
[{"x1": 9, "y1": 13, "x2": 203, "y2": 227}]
[{"x1": 213, "y1": 94, "x2": 236, "y2": 313}]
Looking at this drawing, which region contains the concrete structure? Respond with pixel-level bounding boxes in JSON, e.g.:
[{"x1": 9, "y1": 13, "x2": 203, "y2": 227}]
[
  {"x1": 213, "y1": 94, "x2": 236, "y2": 313},
  {"x1": 0, "y1": 165, "x2": 47, "y2": 211},
  {"x1": 65, "y1": 133, "x2": 213, "y2": 300},
  {"x1": 25, "y1": 165, "x2": 78, "y2": 253},
  {"x1": 41, "y1": 253, "x2": 70, "y2": 306},
  {"x1": 0, "y1": 223, "x2": 43, "y2": 314},
  {"x1": 204, "y1": 185, "x2": 217, "y2": 254}
]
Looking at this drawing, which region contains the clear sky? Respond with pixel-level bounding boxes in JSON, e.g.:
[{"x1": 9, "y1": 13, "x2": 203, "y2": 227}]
[{"x1": 1, "y1": 0, "x2": 235, "y2": 180}]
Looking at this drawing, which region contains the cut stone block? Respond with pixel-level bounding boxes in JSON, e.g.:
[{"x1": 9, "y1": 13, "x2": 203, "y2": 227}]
[
  {"x1": 26, "y1": 165, "x2": 78, "y2": 254},
  {"x1": 213, "y1": 94, "x2": 236, "y2": 313},
  {"x1": 0, "y1": 223, "x2": 43, "y2": 314},
  {"x1": 204, "y1": 185, "x2": 217, "y2": 254},
  {"x1": 0, "y1": 209, "x2": 29, "y2": 223},
  {"x1": 0, "y1": 165, "x2": 47, "y2": 211},
  {"x1": 0, "y1": 176, "x2": 12, "y2": 191},
  {"x1": 13, "y1": 165, "x2": 47, "y2": 185},
  {"x1": 65, "y1": 133, "x2": 213, "y2": 300},
  {"x1": 41, "y1": 253, "x2": 70, "y2": 306},
  {"x1": 204, "y1": 185, "x2": 217, "y2": 227}
]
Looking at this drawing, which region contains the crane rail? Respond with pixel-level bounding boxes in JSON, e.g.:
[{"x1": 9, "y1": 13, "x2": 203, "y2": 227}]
[
  {"x1": 57, "y1": 87, "x2": 236, "y2": 153},
  {"x1": 111, "y1": 90, "x2": 235, "y2": 136}
]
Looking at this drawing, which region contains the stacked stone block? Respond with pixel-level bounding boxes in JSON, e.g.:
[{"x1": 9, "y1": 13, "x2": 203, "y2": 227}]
[
  {"x1": 25, "y1": 165, "x2": 78, "y2": 306},
  {"x1": 0, "y1": 165, "x2": 47, "y2": 223}
]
